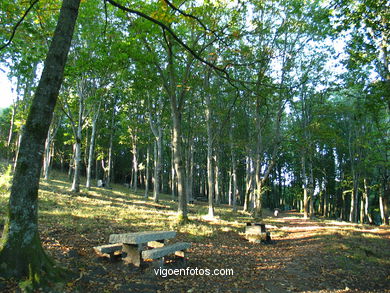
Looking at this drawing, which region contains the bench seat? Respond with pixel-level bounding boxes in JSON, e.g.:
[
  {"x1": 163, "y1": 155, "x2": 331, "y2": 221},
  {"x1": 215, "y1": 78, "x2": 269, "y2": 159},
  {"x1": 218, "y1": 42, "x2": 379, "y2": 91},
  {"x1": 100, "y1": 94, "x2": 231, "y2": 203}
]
[
  {"x1": 94, "y1": 243, "x2": 122, "y2": 259},
  {"x1": 142, "y1": 242, "x2": 191, "y2": 261}
]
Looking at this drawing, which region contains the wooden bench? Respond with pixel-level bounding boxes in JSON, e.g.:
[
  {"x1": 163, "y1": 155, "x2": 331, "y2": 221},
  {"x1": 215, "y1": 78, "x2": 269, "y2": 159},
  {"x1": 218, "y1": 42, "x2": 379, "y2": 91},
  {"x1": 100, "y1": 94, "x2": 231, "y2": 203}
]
[{"x1": 95, "y1": 231, "x2": 191, "y2": 267}]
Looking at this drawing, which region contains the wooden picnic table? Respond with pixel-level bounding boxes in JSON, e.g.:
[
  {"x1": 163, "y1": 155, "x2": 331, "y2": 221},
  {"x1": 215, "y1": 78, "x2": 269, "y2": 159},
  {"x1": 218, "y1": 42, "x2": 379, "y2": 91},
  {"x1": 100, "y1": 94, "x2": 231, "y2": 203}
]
[{"x1": 108, "y1": 231, "x2": 185, "y2": 267}]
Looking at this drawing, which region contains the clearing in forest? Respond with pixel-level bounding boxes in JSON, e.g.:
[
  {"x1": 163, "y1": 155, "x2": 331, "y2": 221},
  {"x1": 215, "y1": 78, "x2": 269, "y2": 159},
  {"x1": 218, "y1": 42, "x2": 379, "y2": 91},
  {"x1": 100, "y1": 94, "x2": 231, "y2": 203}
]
[{"x1": 0, "y1": 172, "x2": 389, "y2": 292}]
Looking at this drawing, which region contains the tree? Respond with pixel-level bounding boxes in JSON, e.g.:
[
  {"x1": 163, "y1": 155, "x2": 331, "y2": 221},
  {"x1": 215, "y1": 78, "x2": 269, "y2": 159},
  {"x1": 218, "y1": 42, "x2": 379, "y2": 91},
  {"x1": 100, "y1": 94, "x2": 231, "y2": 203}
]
[{"x1": 0, "y1": 0, "x2": 81, "y2": 287}]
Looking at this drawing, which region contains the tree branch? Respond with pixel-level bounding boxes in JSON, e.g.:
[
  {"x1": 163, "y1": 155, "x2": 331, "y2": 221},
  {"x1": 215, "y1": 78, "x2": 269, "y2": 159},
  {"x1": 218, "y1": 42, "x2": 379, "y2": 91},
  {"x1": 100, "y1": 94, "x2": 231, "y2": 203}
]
[
  {"x1": 0, "y1": 0, "x2": 40, "y2": 51},
  {"x1": 106, "y1": 0, "x2": 235, "y2": 83}
]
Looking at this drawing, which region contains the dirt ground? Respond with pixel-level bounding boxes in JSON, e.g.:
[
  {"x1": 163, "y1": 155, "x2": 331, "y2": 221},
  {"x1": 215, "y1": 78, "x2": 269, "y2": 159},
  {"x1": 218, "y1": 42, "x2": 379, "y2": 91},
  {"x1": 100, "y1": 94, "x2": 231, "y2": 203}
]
[{"x1": 1, "y1": 210, "x2": 389, "y2": 293}]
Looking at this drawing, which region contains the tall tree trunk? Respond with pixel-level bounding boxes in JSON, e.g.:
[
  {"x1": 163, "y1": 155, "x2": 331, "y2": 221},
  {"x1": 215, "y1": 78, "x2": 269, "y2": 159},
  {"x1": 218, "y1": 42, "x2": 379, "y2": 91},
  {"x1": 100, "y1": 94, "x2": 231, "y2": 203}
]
[
  {"x1": 230, "y1": 126, "x2": 238, "y2": 212},
  {"x1": 214, "y1": 153, "x2": 220, "y2": 205},
  {"x1": 106, "y1": 99, "x2": 116, "y2": 187},
  {"x1": 205, "y1": 93, "x2": 215, "y2": 218},
  {"x1": 0, "y1": 0, "x2": 80, "y2": 286},
  {"x1": 363, "y1": 178, "x2": 373, "y2": 223},
  {"x1": 86, "y1": 108, "x2": 100, "y2": 189},
  {"x1": 171, "y1": 108, "x2": 187, "y2": 221},
  {"x1": 186, "y1": 138, "x2": 194, "y2": 203},
  {"x1": 68, "y1": 144, "x2": 75, "y2": 180},
  {"x1": 308, "y1": 158, "x2": 315, "y2": 218},
  {"x1": 71, "y1": 79, "x2": 86, "y2": 193},
  {"x1": 323, "y1": 176, "x2": 328, "y2": 217},
  {"x1": 144, "y1": 145, "x2": 150, "y2": 198},
  {"x1": 349, "y1": 170, "x2": 359, "y2": 223},
  {"x1": 171, "y1": 147, "x2": 176, "y2": 200},
  {"x1": 302, "y1": 155, "x2": 309, "y2": 219},
  {"x1": 13, "y1": 126, "x2": 24, "y2": 171},
  {"x1": 43, "y1": 116, "x2": 60, "y2": 180},
  {"x1": 228, "y1": 169, "x2": 232, "y2": 206},
  {"x1": 131, "y1": 136, "x2": 138, "y2": 192},
  {"x1": 43, "y1": 128, "x2": 53, "y2": 180},
  {"x1": 152, "y1": 139, "x2": 161, "y2": 202},
  {"x1": 379, "y1": 182, "x2": 389, "y2": 225},
  {"x1": 71, "y1": 133, "x2": 82, "y2": 192},
  {"x1": 244, "y1": 155, "x2": 253, "y2": 212},
  {"x1": 149, "y1": 95, "x2": 163, "y2": 202}
]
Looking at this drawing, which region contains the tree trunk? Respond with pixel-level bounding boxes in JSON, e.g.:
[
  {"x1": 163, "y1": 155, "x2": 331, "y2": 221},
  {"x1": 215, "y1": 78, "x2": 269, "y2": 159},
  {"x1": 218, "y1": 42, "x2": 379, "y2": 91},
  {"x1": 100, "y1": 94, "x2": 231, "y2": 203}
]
[
  {"x1": 43, "y1": 128, "x2": 53, "y2": 180},
  {"x1": 43, "y1": 116, "x2": 60, "y2": 180},
  {"x1": 186, "y1": 138, "x2": 194, "y2": 203},
  {"x1": 71, "y1": 80, "x2": 85, "y2": 193},
  {"x1": 13, "y1": 126, "x2": 24, "y2": 171},
  {"x1": 363, "y1": 178, "x2": 373, "y2": 224},
  {"x1": 214, "y1": 153, "x2": 220, "y2": 205},
  {"x1": 379, "y1": 183, "x2": 389, "y2": 225},
  {"x1": 144, "y1": 145, "x2": 150, "y2": 198},
  {"x1": 106, "y1": 100, "x2": 116, "y2": 187},
  {"x1": 301, "y1": 155, "x2": 309, "y2": 219},
  {"x1": 308, "y1": 158, "x2": 315, "y2": 219},
  {"x1": 171, "y1": 108, "x2": 187, "y2": 220},
  {"x1": 152, "y1": 140, "x2": 160, "y2": 202},
  {"x1": 86, "y1": 109, "x2": 99, "y2": 189},
  {"x1": 71, "y1": 134, "x2": 82, "y2": 192},
  {"x1": 228, "y1": 169, "x2": 232, "y2": 206},
  {"x1": 171, "y1": 147, "x2": 176, "y2": 200},
  {"x1": 0, "y1": 0, "x2": 80, "y2": 287},
  {"x1": 230, "y1": 126, "x2": 238, "y2": 212},
  {"x1": 244, "y1": 155, "x2": 252, "y2": 212},
  {"x1": 205, "y1": 93, "x2": 215, "y2": 218},
  {"x1": 149, "y1": 96, "x2": 163, "y2": 202},
  {"x1": 131, "y1": 136, "x2": 138, "y2": 192},
  {"x1": 349, "y1": 171, "x2": 359, "y2": 223}
]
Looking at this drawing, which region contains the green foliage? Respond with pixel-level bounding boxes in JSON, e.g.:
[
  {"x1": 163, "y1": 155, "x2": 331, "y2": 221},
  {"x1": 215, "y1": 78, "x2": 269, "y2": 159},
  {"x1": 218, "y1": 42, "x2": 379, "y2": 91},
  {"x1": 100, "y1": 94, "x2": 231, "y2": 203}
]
[{"x1": 0, "y1": 164, "x2": 12, "y2": 195}]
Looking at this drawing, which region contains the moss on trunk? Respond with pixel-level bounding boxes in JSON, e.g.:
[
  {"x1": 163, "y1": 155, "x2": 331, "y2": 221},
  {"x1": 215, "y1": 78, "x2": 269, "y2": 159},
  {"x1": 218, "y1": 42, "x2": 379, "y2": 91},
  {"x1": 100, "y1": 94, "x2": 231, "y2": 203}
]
[{"x1": 0, "y1": 227, "x2": 70, "y2": 291}]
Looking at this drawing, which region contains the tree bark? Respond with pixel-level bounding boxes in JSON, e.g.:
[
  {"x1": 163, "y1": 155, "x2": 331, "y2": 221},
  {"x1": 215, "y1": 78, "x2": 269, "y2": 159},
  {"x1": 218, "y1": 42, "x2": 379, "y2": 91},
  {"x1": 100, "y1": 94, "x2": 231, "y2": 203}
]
[
  {"x1": 149, "y1": 95, "x2": 163, "y2": 202},
  {"x1": 205, "y1": 92, "x2": 215, "y2": 218},
  {"x1": 86, "y1": 105, "x2": 100, "y2": 189},
  {"x1": 131, "y1": 136, "x2": 138, "y2": 192},
  {"x1": 302, "y1": 155, "x2": 309, "y2": 219},
  {"x1": 43, "y1": 115, "x2": 60, "y2": 180},
  {"x1": 0, "y1": 0, "x2": 80, "y2": 286},
  {"x1": 171, "y1": 146, "x2": 176, "y2": 200},
  {"x1": 231, "y1": 127, "x2": 238, "y2": 212},
  {"x1": 228, "y1": 169, "x2": 232, "y2": 206},
  {"x1": 214, "y1": 153, "x2": 220, "y2": 205},
  {"x1": 106, "y1": 99, "x2": 116, "y2": 188},
  {"x1": 379, "y1": 183, "x2": 389, "y2": 225},
  {"x1": 244, "y1": 155, "x2": 253, "y2": 212},
  {"x1": 308, "y1": 158, "x2": 315, "y2": 219},
  {"x1": 144, "y1": 145, "x2": 150, "y2": 198},
  {"x1": 186, "y1": 138, "x2": 194, "y2": 203},
  {"x1": 71, "y1": 126, "x2": 82, "y2": 192}
]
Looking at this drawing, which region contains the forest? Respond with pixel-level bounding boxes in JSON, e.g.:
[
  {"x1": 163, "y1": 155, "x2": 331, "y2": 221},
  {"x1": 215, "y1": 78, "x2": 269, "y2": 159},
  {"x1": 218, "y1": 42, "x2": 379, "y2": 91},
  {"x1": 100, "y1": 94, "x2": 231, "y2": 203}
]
[{"x1": 0, "y1": 0, "x2": 389, "y2": 292}]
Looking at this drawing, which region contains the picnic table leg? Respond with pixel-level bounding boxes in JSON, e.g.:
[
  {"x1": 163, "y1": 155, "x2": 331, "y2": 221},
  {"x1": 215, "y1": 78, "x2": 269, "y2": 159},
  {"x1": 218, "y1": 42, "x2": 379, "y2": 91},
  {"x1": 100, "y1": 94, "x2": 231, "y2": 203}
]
[
  {"x1": 175, "y1": 250, "x2": 188, "y2": 266},
  {"x1": 122, "y1": 244, "x2": 143, "y2": 267},
  {"x1": 153, "y1": 257, "x2": 165, "y2": 268}
]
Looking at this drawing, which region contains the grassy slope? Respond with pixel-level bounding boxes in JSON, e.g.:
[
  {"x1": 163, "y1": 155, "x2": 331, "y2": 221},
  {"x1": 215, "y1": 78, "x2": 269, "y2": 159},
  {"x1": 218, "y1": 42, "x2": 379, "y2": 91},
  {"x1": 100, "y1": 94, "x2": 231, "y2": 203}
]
[{"x1": 0, "y1": 168, "x2": 389, "y2": 292}]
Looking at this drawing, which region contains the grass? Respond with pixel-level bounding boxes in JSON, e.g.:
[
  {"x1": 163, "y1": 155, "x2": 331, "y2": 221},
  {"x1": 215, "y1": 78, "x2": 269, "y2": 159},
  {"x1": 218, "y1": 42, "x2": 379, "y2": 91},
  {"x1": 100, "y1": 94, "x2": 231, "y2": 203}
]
[{"x1": 0, "y1": 168, "x2": 255, "y2": 241}]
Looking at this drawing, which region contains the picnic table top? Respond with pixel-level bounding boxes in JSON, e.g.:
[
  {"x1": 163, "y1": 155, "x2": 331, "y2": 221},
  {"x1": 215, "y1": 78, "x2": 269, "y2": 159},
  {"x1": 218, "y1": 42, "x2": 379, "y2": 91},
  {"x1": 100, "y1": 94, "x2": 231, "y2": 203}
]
[{"x1": 109, "y1": 231, "x2": 176, "y2": 245}]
